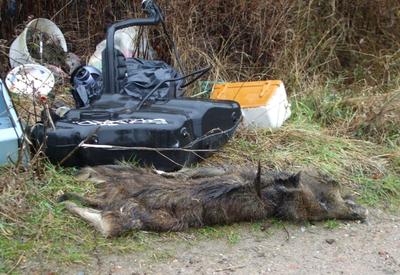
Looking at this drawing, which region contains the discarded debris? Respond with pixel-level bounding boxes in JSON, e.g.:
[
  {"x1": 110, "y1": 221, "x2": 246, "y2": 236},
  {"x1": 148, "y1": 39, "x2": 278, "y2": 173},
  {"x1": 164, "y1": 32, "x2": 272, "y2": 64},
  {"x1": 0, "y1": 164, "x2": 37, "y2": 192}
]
[
  {"x1": 30, "y1": 0, "x2": 241, "y2": 171},
  {"x1": 5, "y1": 64, "x2": 55, "y2": 96},
  {"x1": 5, "y1": 1, "x2": 291, "y2": 172},
  {"x1": 211, "y1": 80, "x2": 291, "y2": 129},
  {"x1": 326, "y1": 239, "x2": 336, "y2": 244},
  {"x1": 9, "y1": 18, "x2": 68, "y2": 68},
  {"x1": 70, "y1": 66, "x2": 102, "y2": 107},
  {"x1": 26, "y1": 28, "x2": 67, "y2": 67},
  {"x1": 0, "y1": 80, "x2": 24, "y2": 166},
  {"x1": 88, "y1": 26, "x2": 156, "y2": 71}
]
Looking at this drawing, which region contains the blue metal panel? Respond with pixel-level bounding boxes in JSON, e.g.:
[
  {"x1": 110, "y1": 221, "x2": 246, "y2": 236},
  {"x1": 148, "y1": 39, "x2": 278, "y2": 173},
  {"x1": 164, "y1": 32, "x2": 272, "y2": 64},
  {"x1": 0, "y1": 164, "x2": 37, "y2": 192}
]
[{"x1": 0, "y1": 80, "x2": 23, "y2": 165}]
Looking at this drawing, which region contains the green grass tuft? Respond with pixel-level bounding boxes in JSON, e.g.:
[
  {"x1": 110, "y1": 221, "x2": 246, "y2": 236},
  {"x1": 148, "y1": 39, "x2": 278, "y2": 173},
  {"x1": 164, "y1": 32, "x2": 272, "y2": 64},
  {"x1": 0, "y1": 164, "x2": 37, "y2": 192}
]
[
  {"x1": 324, "y1": 220, "x2": 340, "y2": 230},
  {"x1": 357, "y1": 175, "x2": 400, "y2": 210}
]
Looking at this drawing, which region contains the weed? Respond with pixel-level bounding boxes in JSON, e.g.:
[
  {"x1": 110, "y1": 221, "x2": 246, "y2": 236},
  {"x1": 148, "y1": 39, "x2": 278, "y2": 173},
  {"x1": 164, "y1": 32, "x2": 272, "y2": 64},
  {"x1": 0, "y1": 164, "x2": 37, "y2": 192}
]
[
  {"x1": 226, "y1": 230, "x2": 240, "y2": 245},
  {"x1": 151, "y1": 250, "x2": 175, "y2": 263},
  {"x1": 357, "y1": 174, "x2": 400, "y2": 210},
  {"x1": 250, "y1": 222, "x2": 263, "y2": 232},
  {"x1": 324, "y1": 220, "x2": 340, "y2": 230},
  {"x1": 196, "y1": 225, "x2": 241, "y2": 245},
  {"x1": 197, "y1": 226, "x2": 223, "y2": 239}
]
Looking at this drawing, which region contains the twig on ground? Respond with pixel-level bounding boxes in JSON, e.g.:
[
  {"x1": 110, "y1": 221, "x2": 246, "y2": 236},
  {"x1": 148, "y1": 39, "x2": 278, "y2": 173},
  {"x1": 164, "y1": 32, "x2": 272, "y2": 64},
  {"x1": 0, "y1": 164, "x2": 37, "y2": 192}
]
[
  {"x1": 283, "y1": 224, "x2": 290, "y2": 242},
  {"x1": 215, "y1": 265, "x2": 246, "y2": 272},
  {"x1": 6, "y1": 253, "x2": 25, "y2": 275}
]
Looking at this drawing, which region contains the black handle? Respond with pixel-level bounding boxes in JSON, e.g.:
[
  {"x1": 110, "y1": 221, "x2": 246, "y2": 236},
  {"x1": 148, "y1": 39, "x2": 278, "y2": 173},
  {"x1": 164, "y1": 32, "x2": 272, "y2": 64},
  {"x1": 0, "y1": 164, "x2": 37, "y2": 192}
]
[
  {"x1": 103, "y1": 0, "x2": 162, "y2": 95},
  {"x1": 135, "y1": 66, "x2": 212, "y2": 111}
]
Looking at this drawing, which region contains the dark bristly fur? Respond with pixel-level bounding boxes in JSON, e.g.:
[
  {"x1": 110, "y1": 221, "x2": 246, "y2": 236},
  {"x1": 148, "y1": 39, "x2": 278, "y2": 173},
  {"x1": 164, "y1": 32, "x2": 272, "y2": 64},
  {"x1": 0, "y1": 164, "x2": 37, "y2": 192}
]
[{"x1": 59, "y1": 165, "x2": 367, "y2": 237}]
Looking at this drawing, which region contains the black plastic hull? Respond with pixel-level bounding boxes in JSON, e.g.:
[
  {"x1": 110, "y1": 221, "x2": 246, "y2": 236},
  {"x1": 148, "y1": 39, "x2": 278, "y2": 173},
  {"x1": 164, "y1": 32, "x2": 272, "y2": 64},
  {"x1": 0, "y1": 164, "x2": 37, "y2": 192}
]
[{"x1": 33, "y1": 96, "x2": 241, "y2": 171}]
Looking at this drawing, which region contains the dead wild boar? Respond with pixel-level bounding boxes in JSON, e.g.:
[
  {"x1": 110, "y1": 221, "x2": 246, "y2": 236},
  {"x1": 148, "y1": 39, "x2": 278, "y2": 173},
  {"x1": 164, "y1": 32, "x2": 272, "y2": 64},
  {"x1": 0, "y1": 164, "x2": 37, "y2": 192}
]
[{"x1": 58, "y1": 164, "x2": 367, "y2": 237}]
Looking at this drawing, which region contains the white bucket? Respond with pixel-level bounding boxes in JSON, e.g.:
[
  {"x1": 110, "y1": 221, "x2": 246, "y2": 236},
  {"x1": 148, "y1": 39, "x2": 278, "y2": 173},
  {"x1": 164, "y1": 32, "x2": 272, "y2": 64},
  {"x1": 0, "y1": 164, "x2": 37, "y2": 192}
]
[
  {"x1": 5, "y1": 64, "x2": 55, "y2": 96},
  {"x1": 9, "y1": 18, "x2": 68, "y2": 68}
]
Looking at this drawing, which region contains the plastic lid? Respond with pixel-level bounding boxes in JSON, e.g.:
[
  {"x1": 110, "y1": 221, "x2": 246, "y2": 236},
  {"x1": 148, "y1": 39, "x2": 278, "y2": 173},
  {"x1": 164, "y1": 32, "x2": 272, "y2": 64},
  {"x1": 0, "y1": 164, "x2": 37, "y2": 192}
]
[
  {"x1": 211, "y1": 80, "x2": 283, "y2": 108},
  {"x1": 5, "y1": 64, "x2": 55, "y2": 96}
]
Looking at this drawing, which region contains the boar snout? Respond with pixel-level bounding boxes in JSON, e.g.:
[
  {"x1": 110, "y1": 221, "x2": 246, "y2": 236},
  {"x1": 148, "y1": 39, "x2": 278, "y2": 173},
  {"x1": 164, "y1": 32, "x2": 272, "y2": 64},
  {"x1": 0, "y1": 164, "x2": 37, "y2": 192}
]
[{"x1": 343, "y1": 199, "x2": 368, "y2": 221}]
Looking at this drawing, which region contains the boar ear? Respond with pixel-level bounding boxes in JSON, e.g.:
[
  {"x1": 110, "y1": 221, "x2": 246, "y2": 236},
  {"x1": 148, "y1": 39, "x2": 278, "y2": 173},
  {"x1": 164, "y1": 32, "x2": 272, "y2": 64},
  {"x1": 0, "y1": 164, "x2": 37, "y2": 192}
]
[
  {"x1": 275, "y1": 171, "x2": 301, "y2": 188},
  {"x1": 290, "y1": 172, "x2": 301, "y2": 187},
  {"x1": 253, "y1": 161, "x2": 262, "y2": 198},
  {"x1": 257, "y1": 161, "x2": 261, "y2": 181}
]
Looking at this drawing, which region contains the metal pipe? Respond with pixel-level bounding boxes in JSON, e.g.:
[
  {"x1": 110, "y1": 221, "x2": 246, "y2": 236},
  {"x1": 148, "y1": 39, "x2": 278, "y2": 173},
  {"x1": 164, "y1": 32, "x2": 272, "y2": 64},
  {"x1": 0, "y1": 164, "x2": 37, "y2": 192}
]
[{"x1": 103, "y1": 0, "x2": 162, "y2": 94}]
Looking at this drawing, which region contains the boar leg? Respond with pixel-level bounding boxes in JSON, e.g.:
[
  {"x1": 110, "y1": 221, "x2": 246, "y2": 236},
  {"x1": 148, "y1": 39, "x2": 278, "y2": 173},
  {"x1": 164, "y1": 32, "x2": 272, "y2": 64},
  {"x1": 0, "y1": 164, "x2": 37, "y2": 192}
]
[
  {"x1": 138, "y1": 209, "x2": 187, "y2": 232},
  {"x1": 75, "y1": 167, "x2": 107, "y2": 184},
  {"x1": 117, "y1": 199, "x2": 187, "y2": 232},
  {"x1": 63, "y1": 201, "x2": 115, "y2": 237},
  {"x1": 58, "y1": 192, "x2": 103, "y2": 208}
]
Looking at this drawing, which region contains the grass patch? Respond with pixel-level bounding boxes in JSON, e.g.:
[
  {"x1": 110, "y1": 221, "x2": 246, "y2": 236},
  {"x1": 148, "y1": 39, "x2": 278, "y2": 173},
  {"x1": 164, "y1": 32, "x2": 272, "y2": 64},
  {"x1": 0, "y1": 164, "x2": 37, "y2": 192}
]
[
  {"x1": 0, "y1": 95, "x2": 399, "y2": 273},
  {"x1": 0, "y1": 166, "x2": 163, "y2": 272},
  {"x1": 357, "y1": 174, "x2": 400, "y2": 210},
  {"x1": 195, "y1": 225, "x2": 241, "y2": 245},
  {"x1": 291, "y1": 82, "x2": 400, "y2": 146},
  {"x1": 324, "y1": 220, "x2": 340, "y2": 230},
  {"x1": 220, "y1": 122, "x2": 395, "y2": 180}
]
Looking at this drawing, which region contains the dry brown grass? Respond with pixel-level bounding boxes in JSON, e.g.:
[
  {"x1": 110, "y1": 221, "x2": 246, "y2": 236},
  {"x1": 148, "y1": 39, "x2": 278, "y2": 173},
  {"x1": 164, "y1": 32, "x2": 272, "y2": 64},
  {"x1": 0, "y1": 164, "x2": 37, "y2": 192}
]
[
  {"x1": 0, "y1": 0, "x2": 399, "y2": 83},
  {"x1": 342, "y1": 91, "x2": 400, "y2": 144},
  {"x1": 1, "y1": 1, "x2": 399, "y2": 144}
]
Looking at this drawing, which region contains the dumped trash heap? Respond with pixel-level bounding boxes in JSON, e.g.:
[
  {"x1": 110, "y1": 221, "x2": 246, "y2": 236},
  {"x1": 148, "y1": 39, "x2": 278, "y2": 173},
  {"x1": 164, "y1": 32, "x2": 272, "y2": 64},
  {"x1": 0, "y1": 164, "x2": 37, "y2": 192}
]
[
  {"x1": 2, "y1": 0, "x2": 242, "y2": 170},
  {"x1": 1, "y1": 0, "x2": 291, "y2": 170}
]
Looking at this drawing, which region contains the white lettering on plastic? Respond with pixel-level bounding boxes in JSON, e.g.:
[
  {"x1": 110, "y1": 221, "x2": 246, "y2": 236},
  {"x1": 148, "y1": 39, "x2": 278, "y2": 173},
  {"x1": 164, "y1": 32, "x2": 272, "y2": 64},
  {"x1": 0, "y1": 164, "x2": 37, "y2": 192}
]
[{"x1": 73, "y1": 118, "x2": 168, "y2": 126}]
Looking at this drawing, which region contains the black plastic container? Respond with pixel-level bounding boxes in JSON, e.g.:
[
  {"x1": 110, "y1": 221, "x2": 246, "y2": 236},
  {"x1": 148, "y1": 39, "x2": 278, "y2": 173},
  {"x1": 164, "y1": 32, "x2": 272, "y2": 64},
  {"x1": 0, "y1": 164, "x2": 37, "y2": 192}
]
[
  {"x1": 34, "y1": 96, "x2": 240, "y2": 171},
  {"x1": 31, "y1": 1, "x2": 241, "y2": 171}
]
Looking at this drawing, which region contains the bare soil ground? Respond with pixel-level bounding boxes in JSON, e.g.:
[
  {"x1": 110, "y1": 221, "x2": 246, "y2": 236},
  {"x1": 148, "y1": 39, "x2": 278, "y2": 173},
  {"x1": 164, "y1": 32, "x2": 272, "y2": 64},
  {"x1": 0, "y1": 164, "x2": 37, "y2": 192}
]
[{"x1": 21, "y1": 208, "x2": 400, "y2": 275}]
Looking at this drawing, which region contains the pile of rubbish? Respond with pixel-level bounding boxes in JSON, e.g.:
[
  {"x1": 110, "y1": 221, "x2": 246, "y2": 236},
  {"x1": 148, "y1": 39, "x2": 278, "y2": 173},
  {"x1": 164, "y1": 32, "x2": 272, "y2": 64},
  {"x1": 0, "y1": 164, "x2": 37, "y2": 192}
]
[{"x1": 0, "y1": 0, "x2": 291, "y2": 170}]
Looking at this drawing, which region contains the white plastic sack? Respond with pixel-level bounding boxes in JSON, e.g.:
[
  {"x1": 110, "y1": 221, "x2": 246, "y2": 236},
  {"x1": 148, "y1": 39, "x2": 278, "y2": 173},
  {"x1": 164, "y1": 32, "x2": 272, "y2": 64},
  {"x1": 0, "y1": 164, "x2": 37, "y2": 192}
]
[{"x1": 88, "y1": 27, "x2": 156, "y2": 71}]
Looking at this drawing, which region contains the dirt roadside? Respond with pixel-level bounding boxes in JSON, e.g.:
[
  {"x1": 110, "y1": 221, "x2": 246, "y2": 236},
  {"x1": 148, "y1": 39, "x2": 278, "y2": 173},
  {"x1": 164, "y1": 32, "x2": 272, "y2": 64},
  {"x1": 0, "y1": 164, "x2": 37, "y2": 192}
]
[{"x1": 23, "y1": 209, "x2": 400, "y2": 275}]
